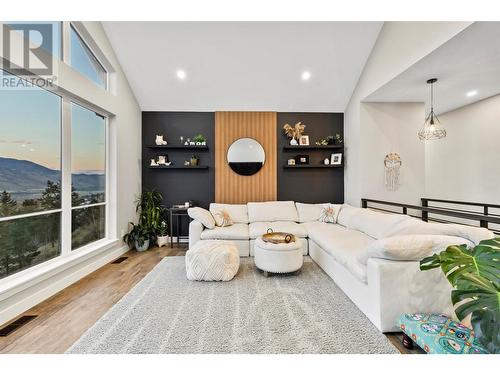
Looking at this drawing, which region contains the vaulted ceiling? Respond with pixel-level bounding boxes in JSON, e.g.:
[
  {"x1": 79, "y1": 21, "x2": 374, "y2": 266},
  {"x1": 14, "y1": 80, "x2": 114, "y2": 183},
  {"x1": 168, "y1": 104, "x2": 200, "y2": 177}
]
[{"x1": 103, "y1": 22, "x2": 383, "y2": 112}]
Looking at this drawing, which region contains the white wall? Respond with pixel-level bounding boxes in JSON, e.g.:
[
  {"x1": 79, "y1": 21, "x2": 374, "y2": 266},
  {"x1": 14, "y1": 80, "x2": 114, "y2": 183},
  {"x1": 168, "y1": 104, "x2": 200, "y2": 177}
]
[
  {"x1": 360, "y1": 102, "x2": 425, "y2": 204},
  {"x1": 425, "y1": 94, "x2": 500, "y2": 204},
  {"x1": 344, "y1": 21, "x2": 472, "y2": 206},
  {"x1": 0, "y1": 22, "x2": 142, "y2": 325}
]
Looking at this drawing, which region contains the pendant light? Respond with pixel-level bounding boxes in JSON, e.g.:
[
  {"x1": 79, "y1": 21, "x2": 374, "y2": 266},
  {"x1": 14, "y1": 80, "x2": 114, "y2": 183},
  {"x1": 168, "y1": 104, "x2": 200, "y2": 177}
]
[{"x1": 418, "y1": 78, "x2": 446, "y2": 140}]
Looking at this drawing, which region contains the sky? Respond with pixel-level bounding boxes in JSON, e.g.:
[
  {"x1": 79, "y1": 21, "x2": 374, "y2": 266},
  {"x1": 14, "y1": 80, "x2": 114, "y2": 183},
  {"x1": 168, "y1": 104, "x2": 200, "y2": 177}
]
[
  {"x1": 0, "y1": 22, "x2": 106, "y2": 174},
  {"x1": 0, "y1": 73, "x2": 105, "y2": 173}
]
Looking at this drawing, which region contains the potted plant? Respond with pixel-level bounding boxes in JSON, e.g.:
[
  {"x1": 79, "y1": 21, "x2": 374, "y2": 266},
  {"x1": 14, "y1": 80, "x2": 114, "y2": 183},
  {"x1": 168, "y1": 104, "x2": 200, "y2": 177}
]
[
  {"x1": 334, "y1": 133, "x2": 343, "y2": 144},
  {"x1": 123, "y1": 222, "x2": 150, "y2": 251},
  {"x1": 157, "y1": 221, "x2": 168, "y2": 247},
  {"x1": 420, "y1": 237, "x2": 500, "y2": 353},
  {"x1": 136, "y1": 190, "x2": 165, "y2": 245},
  {"x1": 193, "y1": 134, "x2": 207, "y2": 146}
]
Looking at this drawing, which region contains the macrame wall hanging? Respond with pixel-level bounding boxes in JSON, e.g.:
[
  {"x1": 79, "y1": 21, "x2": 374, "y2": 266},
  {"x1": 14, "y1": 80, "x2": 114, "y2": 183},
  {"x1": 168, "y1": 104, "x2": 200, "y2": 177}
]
[{"x1": 384, "y1": 153, "x2": 402, "y2": 191}]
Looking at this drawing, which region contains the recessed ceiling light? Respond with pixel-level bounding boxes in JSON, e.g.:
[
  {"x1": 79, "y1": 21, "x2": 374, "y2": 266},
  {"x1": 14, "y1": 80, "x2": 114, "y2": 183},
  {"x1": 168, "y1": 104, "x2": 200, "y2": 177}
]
[
  {"x1": 301, "y1": 71, "x2": 311, "y2": 81},
  {"x1": 176, "y1": 69, "x2": 186, "y2": 80},
  {"x1": 466, "y1": 90, "x2": 478, "y2": 97}
]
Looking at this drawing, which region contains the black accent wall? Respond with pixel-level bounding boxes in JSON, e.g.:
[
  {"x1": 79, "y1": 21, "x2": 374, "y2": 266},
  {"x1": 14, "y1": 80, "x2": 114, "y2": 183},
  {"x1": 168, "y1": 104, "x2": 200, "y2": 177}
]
[
  {"x1": 142, "y1": 112, "x2": 215, "y2": 235},
  {"x1": 142, "y1": 111, "x2": 344, "y2": 234},
  {"x1": 277, "y1": 112, "x2": 344, "y2": 203}
]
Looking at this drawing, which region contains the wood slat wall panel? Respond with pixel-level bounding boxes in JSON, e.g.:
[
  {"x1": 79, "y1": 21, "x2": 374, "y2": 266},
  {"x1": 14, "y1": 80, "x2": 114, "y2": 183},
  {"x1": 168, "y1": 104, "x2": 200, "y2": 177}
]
[{"x1": 215, "y1": 112, "x2": 277, "y2": 203}]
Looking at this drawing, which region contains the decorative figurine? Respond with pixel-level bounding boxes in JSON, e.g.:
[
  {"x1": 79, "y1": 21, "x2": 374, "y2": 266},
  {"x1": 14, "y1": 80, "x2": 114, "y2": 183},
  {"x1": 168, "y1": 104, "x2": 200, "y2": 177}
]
[
  {"x1": 150, "y1": 159, "x2": 158, "y2": 166},
  {"x1": 155, "y1": 135, "x2": 167, "y2": 145},
  {"x1": 158, "y1": 155, "x2": 167, "y2": 165},
  {"x1": 324, "y1": 158, "x2": 330, "y2": 165}
]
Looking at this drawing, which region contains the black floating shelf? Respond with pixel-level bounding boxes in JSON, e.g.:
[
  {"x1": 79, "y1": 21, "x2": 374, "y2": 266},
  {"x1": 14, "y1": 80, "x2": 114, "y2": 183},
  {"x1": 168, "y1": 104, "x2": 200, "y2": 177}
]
[
  {"x1": 283, "y1": 145, "x2": 343, "y2": 150},
  {"x1": 147, "y1": 145, "x2": 209, "y2": 150},
  {"x1": 149, "y1": 165, "x2": 209, "y2": 169},
  {"x1": 284, "y1": 164, "x2": 343, "y2": 169}
]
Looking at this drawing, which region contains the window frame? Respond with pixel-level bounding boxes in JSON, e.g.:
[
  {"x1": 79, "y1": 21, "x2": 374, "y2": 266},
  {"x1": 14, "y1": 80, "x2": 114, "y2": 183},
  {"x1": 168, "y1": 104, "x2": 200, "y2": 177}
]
[
  {"x1": 0, "y1": 21, "x2": 114, "y2": 283},
  {"x1": 67, "y1": 23, "x2": 109, "y2": 90}
]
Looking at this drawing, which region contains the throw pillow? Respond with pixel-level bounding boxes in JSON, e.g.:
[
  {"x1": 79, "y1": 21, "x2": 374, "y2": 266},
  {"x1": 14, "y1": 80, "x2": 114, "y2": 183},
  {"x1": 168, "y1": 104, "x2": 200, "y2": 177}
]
[
  {"x1": 187, "y1": 207, "x2": 216, "y2": 229},
  {"x1": 357, "y1": 234, "x2": 474, "y2": 265},
  {"x1": 213, "y1": 210, "x2": 234, "y2": 227},
  {"x1": 318, "y1": 204, "x2": 339, "y2": 223}
]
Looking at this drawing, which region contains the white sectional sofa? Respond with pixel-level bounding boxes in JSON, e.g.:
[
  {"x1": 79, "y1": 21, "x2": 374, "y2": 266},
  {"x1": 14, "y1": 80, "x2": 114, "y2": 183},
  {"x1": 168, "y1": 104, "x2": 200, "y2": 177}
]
[{"x1": 188, "y1": 201, "x2": 494, "y2": 332}]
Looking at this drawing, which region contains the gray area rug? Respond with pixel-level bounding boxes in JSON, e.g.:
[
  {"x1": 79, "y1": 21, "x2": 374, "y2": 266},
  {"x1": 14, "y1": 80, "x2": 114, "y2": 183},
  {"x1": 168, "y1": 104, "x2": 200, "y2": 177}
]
[{"x1": 67, "y1": 256, "x2": 398, "y2": 354}]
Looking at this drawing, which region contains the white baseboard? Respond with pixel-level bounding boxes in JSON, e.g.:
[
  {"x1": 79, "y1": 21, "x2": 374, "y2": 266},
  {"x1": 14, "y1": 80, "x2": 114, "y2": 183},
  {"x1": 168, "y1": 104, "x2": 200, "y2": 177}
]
[{"x1": 0, "y1": 243, "x2": 128, "y2": 326}]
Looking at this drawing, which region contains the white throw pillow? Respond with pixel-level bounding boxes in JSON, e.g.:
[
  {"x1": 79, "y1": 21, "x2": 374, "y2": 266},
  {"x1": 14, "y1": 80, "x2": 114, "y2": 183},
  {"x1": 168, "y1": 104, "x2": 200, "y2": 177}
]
[
  {"x1": 337, "y1": 204, "x2": 364, "y2": 227},
  {"x1": 247, "y1": 201, "x2": 299, "y2": 222},
  {"x1": 347, "y1": 209, "x2": 413, "y2": 239},
  {"x1": 296, "y1": 202, "x2": 327, "y2": 223},
  {"x1": 357, "y1": 234, "x2": 474, "y2": 265},
  {"x1": 387, "y1": 221, "x2": 494, "y2": 246},
  {"x1": 187, "y1": 207, "x2": 215, "y2": 229},
  {"x1": 212, "y1": 210, "x2": 234, "y2": 227},
  {"x1": 318, "y1": 204, "x2": 341, "y2": 224},
  {"x1": 209, "y1": 203, "x2": 248, "y2": 223}
]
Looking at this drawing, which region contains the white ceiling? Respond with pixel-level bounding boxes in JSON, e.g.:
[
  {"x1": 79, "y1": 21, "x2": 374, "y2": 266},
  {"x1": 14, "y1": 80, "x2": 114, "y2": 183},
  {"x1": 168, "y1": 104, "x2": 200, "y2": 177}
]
[
  {"x1": 102, "y1": 22, "x2": 383, "y2": 112},
  {"x1": 364, "y1": 22, "x2": 500, "y2": 114}
]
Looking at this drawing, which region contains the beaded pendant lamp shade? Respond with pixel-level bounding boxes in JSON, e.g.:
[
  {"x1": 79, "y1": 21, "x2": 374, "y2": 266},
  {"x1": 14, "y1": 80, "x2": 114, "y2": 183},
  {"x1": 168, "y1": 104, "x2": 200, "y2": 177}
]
[{"x1": 418, "y1": 78, "x2": 446, "y2": 141}]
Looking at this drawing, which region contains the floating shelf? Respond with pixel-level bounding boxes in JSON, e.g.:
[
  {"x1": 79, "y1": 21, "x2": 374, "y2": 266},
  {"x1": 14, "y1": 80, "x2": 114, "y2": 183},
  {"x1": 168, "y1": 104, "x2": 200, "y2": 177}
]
[
  {"x1": 147, "y1": 145, "x2": 209, "y2": 150},
  {"x1": 284, "y1": 164, "x2": 343, "y2": 169},
  {"x1": 149, "y1": 165, "x2": 209, "y2": 169},
  {"x1": 283, "y1": 145, "x2": 343, "y2": 151}
]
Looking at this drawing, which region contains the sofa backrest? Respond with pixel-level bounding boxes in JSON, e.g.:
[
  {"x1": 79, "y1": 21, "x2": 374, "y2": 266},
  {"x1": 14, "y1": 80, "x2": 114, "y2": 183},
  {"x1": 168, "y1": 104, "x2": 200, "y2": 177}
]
[
  {"x1": 209, "y1": 203, "x2": 249, "y2": 224},
  {"x1": 338, "y1": 204, "x2": 414, "y2": 239},
  {"x1": 247, "y1": 201, "x2": 299, "y2": 223}
]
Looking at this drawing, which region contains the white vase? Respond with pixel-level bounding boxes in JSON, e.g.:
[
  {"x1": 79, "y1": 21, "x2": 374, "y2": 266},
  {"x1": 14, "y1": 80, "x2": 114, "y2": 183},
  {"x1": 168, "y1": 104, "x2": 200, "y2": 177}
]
[
  {"x1": 157, "y1": 236, "x2": 168, "y2": 248},
  {"x1": 290, "y1": 138, "x2": 298, "y2": 145}
]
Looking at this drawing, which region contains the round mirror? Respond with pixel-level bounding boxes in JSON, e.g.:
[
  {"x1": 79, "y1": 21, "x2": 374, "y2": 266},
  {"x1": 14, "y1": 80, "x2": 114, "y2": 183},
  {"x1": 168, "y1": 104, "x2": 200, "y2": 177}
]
[{"x1": 227, "y1": 138, "x2": 265, "y2": 176}]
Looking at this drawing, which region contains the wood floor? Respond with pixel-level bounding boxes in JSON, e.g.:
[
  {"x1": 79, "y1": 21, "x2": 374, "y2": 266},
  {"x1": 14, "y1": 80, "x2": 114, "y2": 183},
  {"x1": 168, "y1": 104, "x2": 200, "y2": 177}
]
[{"x1": 0, "y1": 246, "x2": 419, "y2": 354}]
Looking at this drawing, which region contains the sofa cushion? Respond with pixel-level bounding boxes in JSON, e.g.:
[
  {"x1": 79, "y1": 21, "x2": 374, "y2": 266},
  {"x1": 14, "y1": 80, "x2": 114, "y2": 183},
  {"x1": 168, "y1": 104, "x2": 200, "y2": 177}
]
[
  {"x1": 249, "y1": 221, "x2": 308, "y2": 239},
  {"x1": 357, "y1": 235, "x2": 475, "y2": 265},
  {"x1": 209, "y1": 203, "x2": 248, "y2": 224},
  {"x1": 339, "y1": 205, "x2": 413, "y2": 239},
  {"x1": 187, "y1": 207, "x2": 216, "y2": 229},
  {"x1": 200, "y1": 223, "x2": 249, "y2": 240},
  {"x1": 308, "y1": 223, "x2": 374, "y2": 282},
  {"x1": 247, "y1": 201, "x2": 299, "y2": 223},
  {"x1": 337, "y1": 204, "x2": 364, "y2": 227},
  {"x1": 387, "y1": 221, "x2": 494, "y2": 246}
]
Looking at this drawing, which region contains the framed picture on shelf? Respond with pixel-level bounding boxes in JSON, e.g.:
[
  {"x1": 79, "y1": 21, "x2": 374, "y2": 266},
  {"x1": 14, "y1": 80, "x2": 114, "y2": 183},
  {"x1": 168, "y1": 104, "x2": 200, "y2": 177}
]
[
  {"x1": 299, "y1": 135, "x2": 310, "y2": 146},
  {"x1": 331, "y1": 153, "x2": 342, "y2": 165},
  {"x1": 295, "y1": 154, "x2": 309, "y2": 165}
]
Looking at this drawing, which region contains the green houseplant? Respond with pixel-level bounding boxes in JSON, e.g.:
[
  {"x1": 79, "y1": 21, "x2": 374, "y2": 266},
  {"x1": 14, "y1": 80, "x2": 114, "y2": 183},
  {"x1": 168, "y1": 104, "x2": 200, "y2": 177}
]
[
  {"x1": 123, "y1": 222, "x2": 150, "y2": 251},
  {"x1": 420, "y1": 237, "x2": 500, "y2": 353},
  {"x1": 193, "y1": 134, "x2": 206, "y2": 145}
]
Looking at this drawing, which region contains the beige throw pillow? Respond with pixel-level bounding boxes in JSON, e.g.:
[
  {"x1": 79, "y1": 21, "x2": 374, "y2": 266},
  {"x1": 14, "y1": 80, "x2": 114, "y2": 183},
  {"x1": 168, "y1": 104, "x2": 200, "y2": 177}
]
[
  {"x1": 318, "y1": 204, "x2": 339, "y2": 224},
  {"x1": 213, "y1": 210, "x2": 234, "y2": 227},
  {"x1": 187, "y1": 207, "x2": 216, "y2": 229}
]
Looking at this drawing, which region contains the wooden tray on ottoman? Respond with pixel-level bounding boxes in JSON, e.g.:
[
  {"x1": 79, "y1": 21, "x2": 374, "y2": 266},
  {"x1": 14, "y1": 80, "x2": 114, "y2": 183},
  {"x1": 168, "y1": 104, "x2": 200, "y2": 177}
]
[{"x1": 262, "y1": 229, "x2": 296, "y2": 244}]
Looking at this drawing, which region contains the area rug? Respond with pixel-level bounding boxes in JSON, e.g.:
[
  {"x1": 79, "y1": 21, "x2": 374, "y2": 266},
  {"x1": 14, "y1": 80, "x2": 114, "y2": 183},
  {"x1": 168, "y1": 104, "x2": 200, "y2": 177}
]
[{"x1": 67, "y1": 256, "x2": 398, "y2": 354}]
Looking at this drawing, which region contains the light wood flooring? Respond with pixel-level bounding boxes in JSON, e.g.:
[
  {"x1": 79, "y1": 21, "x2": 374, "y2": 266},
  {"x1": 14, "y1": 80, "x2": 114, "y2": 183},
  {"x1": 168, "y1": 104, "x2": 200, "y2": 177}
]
[{"x1": 0, "y1": 245, "x2": 419, "y2": 354}]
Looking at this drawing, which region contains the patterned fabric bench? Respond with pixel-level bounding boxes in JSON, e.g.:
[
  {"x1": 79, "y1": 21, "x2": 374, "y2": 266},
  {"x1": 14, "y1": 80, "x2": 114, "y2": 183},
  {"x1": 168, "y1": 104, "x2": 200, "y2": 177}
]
[{"x1": 398, "y1": 313, "x2": 489, "y2": 354}]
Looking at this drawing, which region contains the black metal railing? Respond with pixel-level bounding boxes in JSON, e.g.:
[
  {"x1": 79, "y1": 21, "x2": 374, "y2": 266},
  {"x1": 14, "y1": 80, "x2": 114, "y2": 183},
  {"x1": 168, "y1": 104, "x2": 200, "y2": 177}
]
[{"x1": 361, "y1": 198, "x2": 500, "y2": 235}]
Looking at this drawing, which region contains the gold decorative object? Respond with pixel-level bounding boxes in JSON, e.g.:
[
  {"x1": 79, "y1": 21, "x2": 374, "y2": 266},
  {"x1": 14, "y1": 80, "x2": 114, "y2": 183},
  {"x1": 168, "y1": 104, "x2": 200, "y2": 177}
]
[
  {"x1": 262, "y1": 229, "x2": 296, "y2": 244},
  {"x1": 283, "y1": 122, "x2": 306, "y2": 141}
]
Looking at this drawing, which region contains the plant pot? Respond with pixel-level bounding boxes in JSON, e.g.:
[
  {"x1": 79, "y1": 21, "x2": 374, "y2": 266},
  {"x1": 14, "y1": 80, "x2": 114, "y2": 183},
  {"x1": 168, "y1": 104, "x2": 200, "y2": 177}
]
[
  {"x1": 157, "y1": 235, "x2": 168, "y2": 248},
  {"x1": 135, "y1": 239, "x2": 150, "y2": 252},
  {"x1": 190, "y1": 157, "x2": 199, "y2": 166}
]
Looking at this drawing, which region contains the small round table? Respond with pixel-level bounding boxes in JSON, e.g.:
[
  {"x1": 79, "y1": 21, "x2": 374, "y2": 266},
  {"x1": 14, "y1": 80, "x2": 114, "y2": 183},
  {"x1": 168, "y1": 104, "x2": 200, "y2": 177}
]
[{"x1": 254, "y1": 236, "x2": 303, "y2": 276}]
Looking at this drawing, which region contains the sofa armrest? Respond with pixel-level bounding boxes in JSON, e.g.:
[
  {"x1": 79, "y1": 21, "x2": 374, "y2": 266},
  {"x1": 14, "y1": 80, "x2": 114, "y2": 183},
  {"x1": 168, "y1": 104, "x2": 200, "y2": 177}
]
[{"x1": 189, "y1": 220, "x2": 204, "y2": 249}]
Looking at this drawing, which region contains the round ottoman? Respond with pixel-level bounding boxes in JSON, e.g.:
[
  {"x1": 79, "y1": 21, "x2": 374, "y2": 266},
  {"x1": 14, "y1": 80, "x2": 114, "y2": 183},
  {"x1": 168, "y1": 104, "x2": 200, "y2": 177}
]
[
  {"x1": 254, "y1": 236, "x2": 303, "y2": 276},
  {"x1": 186, "y1": 240, "x2": 240, "y2": 281}
]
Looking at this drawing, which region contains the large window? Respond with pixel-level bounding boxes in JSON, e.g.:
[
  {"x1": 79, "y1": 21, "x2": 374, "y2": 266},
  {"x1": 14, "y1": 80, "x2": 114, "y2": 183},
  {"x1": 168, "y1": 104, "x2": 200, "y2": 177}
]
[
  {"x1": 71, "y1": 103, "x2": 106, "y2": 250},
  {"x1": 70, "y1": 26, "x2": 107, "y2": 88},
  {"x1": 0, "y1": 71, "x2": 62, "y2": 279},
  {"x1": 0, "y1": 75, "x2": 108, "y2": 280}
]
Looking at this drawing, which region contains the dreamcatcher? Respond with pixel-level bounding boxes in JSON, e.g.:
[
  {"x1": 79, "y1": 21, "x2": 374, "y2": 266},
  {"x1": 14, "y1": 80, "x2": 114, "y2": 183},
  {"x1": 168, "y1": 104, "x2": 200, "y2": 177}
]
[{"x1": 384, "y1": 153, "x2": 402, "y2": 191}]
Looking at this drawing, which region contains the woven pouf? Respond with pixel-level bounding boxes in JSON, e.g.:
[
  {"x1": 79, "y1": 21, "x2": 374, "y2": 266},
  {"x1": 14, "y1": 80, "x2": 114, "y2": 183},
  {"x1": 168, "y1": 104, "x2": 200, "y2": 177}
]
[
  {"x1": 186, "y1": 240, "x2": 240, "y2": 281},
  {"x1": 254, "y1": 236, "x2": 303, "y2": 275}
]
